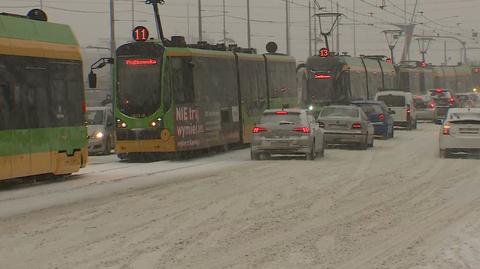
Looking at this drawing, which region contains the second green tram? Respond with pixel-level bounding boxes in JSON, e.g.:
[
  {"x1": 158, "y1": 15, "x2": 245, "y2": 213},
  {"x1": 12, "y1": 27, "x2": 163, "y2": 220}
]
[{"x1": 113, "y1": 40, "x2": 298, "y2": 159}]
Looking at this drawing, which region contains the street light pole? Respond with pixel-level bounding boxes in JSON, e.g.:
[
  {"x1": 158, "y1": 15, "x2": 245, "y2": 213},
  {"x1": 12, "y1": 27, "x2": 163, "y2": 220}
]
[
  {"x1": 416, "y1": 37, "x2": 434, "y2": 62},
  {"x1": 382, "y1": 30, "x2": 402, "y2": 64},
  {"x1": 308, "y1": 1, "x2": 312, "y2": 56},
  {"x1": 353, "y1": 0, "x2": 356, "y2": 56},
  {"x1": 110, "y1": 0, "x2": 116, "y2": 59},
  {"x1": 247, "y1": 0, "x2": 251, "y2": 48},
  {"x1": 313, "y1": 1, "x2": 317, "y2": 54},
  {"x1": 286, "y1": 0, "x2": 291, "y2": 55},
  {"x1": 198, "y1": 0, "x2": 203, "y2": 41},
  {"x1": 131, "y1": 0, "x2": 135, "y2": 30},
  {"x1": 222, "y1": 0, "x2": 226, "y2": 42}
]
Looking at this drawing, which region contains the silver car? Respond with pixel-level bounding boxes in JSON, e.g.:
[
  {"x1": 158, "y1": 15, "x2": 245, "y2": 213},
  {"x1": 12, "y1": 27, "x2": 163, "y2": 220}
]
[
  {"x1": 439, "y1": 108, "x2": 480, "y2": 158},
  {"x1": 317, "y1": 105, "x2": 375, "y2": 149},
  {"x1": 87, "y1": 106, "x2": 115, "y2": 155},
  {"x1": 251, "y1": 109, "x2": 325, "y2": 160}
]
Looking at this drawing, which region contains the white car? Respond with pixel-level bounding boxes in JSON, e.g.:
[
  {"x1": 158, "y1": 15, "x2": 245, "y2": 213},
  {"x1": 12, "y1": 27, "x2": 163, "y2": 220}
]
[
  {"x1": 439, "y1": 108, "x2": 480, "y2": 158},
  {"x1": 375, "y1": 90, "x2": 417, "y2": 130}
]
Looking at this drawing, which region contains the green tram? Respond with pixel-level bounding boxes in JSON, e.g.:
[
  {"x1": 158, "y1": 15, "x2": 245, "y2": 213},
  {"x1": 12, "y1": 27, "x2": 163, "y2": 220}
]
[
  {"x1": 109, "y1": 36, "x2": 297, "y2": 159},
  {"x1": 0, "y1": 11, "x2": 87, "y2": 181}
]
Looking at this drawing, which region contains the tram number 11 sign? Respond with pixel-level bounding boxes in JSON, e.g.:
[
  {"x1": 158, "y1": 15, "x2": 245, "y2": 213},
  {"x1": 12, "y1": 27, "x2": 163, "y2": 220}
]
[{"x1": 133, "y1": 26, "x2": 149, "y2": 42}]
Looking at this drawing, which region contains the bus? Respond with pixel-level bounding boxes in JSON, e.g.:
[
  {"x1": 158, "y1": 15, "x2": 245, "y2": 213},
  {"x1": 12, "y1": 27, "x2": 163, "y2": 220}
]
[{"x1": 0, "y1": 10, "x2": 87, "y2": 181}]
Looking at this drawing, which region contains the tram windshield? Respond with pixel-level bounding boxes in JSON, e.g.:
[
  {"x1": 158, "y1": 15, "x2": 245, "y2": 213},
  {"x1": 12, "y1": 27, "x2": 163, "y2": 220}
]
[{"x1": 117, "y1": 57, "x2": 162, "y2": 118}]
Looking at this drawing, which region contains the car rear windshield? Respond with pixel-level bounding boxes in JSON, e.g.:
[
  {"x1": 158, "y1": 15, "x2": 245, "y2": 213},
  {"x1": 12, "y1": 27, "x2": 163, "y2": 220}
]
[
  {"x1": 414, "y1": 98, "x2": 429, "y2": 108},
  {"x1": 434, "y1": 98, "x2": 450, "y2": 106},
  {"x1": 430, "y1": 91, "x2": 450, "y2": 98},
  {"x1": 448, "y1": 113, "x2": 480, "y2": 121},
  {"x1": 356, "y1": 104, "x2": 383, "y2": 114},
  {"x1": 449, "y1": 120, "x2": 480, "y2": 125},
  {"x1": 321, "y1": 107, "x2": 359, "y2": 118},
  {"x1": 261, "y1": 112, "x2": 302, "y2": 124},
  {"x1": 377, "y1": 95, "x2": 406, "y2": 107}
]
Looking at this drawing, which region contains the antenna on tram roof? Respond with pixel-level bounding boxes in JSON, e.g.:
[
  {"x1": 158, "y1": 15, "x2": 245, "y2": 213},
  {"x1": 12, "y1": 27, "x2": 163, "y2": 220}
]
[{"x1": 145, "y1": 0, "x2": 166, "y2": 43}]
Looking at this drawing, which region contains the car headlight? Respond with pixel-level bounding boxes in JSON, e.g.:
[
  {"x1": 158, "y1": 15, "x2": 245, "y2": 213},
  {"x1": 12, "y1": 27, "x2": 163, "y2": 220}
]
[{"x1": 95, "y1": 132, "x2": 104, "y2": 139}]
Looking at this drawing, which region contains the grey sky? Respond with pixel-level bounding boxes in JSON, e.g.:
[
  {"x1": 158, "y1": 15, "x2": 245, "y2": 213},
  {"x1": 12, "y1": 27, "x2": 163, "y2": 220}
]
[{"x1": 2, "y1": 0, "x2": 480, "y2": 65}]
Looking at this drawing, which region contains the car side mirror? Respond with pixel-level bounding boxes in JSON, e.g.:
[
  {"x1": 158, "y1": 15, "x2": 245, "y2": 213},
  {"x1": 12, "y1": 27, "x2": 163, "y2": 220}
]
[
  {"x1": 318, "y1": 121, "x2": 325, "y2": 128},
  {"x1": 435, "y1": 119, "x2": 444, "y2": 125},
  {"x1": 388, "y1": 110, "x2": 396, "y2": 115},
  {"x1": 88, "y1": 71, "x2": 97, "y2": 89}
]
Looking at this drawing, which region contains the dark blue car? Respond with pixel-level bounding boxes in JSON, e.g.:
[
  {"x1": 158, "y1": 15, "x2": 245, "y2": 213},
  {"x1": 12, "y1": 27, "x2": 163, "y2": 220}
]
[{"x1": 351, "y1": 101, "x2": 395, "y2": 139}]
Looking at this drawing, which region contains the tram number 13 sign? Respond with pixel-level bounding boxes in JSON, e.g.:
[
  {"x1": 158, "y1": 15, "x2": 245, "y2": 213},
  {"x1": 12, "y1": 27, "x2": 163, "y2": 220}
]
[{"x1": 319, "y1": 48, "x2": 330, "y2": 58}]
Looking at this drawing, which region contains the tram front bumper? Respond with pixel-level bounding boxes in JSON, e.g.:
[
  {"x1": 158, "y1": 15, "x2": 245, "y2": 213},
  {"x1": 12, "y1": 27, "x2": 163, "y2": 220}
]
[{"x1": 115, "y1": 139, "x2": 176, "y2": 154}]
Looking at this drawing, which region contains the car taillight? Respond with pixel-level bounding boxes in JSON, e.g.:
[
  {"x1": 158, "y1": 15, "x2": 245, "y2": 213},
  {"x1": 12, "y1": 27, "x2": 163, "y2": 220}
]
[
  {"x1": 352, "y1": 122, "x2": 362, "y2": 129},
  {"x1": 429, "y1": 102, "x2": 435, "y2": 109},
  {"x1": 442, "y1": 124, "x2": 450, "y2": 135},
  {"x1": 378, "y1": 114, "x2": 385, "y2": 121},
  {"x1": 406, "y1": 105, "x2": 411, "y2": 114},
  {"x1": 253, "y1": 127, "x2": 268, "y2": 133},
  {"x1": 449, "y1": 97, "x2": 455, "y2": 105},
  {"x1": 293, "y1": 127, "x2": 311, "y2": 134}
]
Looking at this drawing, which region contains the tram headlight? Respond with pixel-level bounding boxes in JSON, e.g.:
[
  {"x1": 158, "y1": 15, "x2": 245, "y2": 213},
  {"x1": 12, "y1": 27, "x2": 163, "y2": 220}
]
[
  {"x1": 150, "y1": 118, "x2": 163, "y2": 128},
  {"x1": 95, "y1": 132, "x2": 104, "y2": 139},
  {"x1": 117, "y1": 119, "x2": 127, "y2": 128}
]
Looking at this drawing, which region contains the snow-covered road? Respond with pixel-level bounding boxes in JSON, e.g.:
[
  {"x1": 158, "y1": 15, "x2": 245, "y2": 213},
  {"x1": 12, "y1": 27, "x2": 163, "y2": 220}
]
[{"x1": 1, "y1": 124, "x2": 480, "y2": 269}]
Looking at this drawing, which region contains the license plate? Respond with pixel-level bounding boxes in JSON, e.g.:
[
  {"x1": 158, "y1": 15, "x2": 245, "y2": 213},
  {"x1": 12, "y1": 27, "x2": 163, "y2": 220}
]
[{"x1": 271, "y1": 141, "x2": 289, "y2": 147}]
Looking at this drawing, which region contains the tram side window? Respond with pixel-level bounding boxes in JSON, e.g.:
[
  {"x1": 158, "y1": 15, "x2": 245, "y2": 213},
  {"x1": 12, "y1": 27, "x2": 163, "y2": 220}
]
[
  {"x1": 25, "y1": 63, "x2": 49, "y2": 128},
  {"x1": 49, "y1": 61, "x2": 84, "y2": 127},
  {"x1": 0, "y1": 62, "x2": 11, "y2": 130},
  {"x1": 172, "y1": 58, "x2": 194, "y2": 104}
]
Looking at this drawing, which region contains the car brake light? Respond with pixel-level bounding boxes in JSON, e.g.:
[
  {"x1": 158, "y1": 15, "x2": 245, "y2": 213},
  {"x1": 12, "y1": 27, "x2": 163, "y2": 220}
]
[
  {"x1": 449, "y1": 97, "x2": 455, "y2": 105},
  {"x1": 293, "y1": 127, "x2": 311, "y2": 134},
  {"x1": 352, "y1": 122, "x2": 362, "y2": 129},
  {"x1": 442, "y1": 124, "x2": 450, "y2": 135},
  {"x1": 275, "y1": 111, "x2": 288, "y2": 115},
  {"x1": 435, "y1": 88, "x2": 444, "y2": 93},
  {"x1": 429, "y1": 102, "x2": 435, "y2": 109},
  {"x1": 406, "y1": 104, "x2": 411, "y2": 114},
  {"x1": 378, "y1": 114, "x2": 385, "y2": 121},
  {"x1": 253, "y1": 126, "x2": 268, "y2": 133}
]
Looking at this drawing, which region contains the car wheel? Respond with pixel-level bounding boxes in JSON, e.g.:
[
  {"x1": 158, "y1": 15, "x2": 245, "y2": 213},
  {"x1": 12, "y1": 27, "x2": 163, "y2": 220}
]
[
  {"x1": 260, "y1": 152, "x2": 271, "y2": 160},
  {"x1": 406, "y1": 120, "x2": 412, "y2": 131},
  {"x1": 439, "y1": 149, "x2": 449, "y2": 158},
  {"x1": 390, "y1": 128, "x2": 394, "y2": 138},
  {"x1": 103, "y1": 138, "x2": 112, "y2": 155},
  {"x1": 250, "y1": 150, "x2": 258, "y2": 160},
  {"x1": 306, "y1": 145, "x2": 316, "y2": 160},
  {"x1": 318, "y1": 141, "x2": 326, "y2": 158},
  {"x1": 413, "y1": 120, "x2": 418, "y2": 129},
  {"x1": 368, "y1": 137, "x2": 374, "y2": 148},
  {"x1": 359, "y1": 135, "x2": 369, "y2": 150}
]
